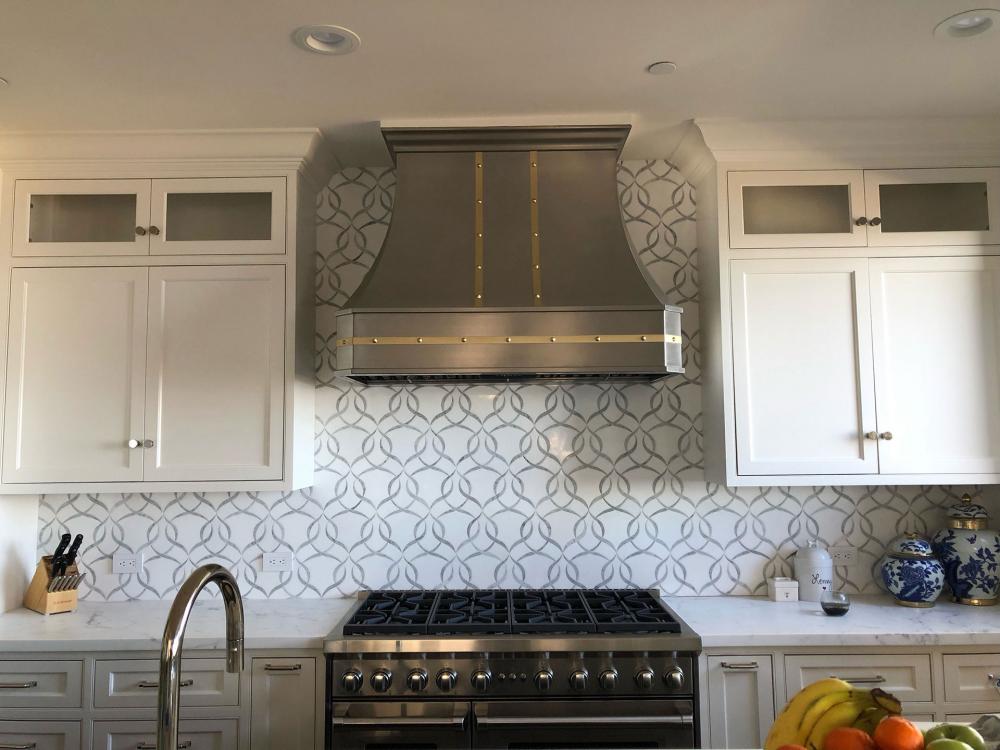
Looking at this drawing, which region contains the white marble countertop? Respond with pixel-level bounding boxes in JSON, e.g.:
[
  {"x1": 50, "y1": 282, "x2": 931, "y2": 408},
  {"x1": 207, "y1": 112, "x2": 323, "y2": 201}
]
[
  {"x1": 0, "y1": 597, "x2": 357, "y2": 652},
  {"x1": 666, "y1": 594, "x2": 1000, "y2": 648}
]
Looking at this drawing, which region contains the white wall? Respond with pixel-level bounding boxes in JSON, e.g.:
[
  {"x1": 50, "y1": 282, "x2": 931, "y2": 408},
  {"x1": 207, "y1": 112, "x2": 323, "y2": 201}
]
[{"x1": 0, "y1": 495, "x2": 39, "y2": 612}]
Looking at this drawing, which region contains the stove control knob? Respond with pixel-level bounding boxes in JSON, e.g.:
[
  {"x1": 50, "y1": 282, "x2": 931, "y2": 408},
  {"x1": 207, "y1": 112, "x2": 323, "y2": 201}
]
[
  {"x1": 599, "y1": 669, "x2": 619, "y2": 691},
  {"x1": 664, "y1": 666, "x2": 685, "y2": 690},
  {"x1": 436, "y1": 668, "x2": 458, "y2": 692},
  {"x1": 569, "y1": 670, "x2": 589, "y2": 692},
  {"x1": 635, "y1": 668, "x2": 655, "y2": 690},
  {"x1": 341, "y1": 669, "x2": 363, "y2": 693},
  {"x1": 371, "y1": 669, "x2": 392, "y2": 693},
  {"x1": 407, "y1": 669, "x2": 428, "y2": 692},
  {"x1": 534, "y1": 669, "x2": 554, "y2": 692},
  {"x1": 471, "y1": 670, "x2": 491, "y2": 693}
]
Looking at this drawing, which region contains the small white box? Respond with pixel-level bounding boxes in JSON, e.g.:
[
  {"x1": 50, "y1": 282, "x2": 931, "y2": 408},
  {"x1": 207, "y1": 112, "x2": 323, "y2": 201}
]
[{"x1": 768, "y1": 577, "x2": 799, "y2": 602}]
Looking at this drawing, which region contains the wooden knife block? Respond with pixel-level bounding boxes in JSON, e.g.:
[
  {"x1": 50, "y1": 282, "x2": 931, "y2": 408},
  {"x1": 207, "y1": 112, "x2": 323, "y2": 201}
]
[{"x1": 23, "y1": 556, "x2": 80, "y2": 615}]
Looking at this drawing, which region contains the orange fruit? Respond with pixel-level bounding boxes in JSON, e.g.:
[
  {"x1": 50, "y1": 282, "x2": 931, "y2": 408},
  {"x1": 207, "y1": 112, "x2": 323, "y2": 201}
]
[
  {"x1": 778, "y1": 745, "x2": 809, "y2": 750},
  {"x1": 873, "y1": 717, "x2": 924, "y2": 750},
  {"x1": 824, "y1": 727, "x2": 878, "y2": 750}
]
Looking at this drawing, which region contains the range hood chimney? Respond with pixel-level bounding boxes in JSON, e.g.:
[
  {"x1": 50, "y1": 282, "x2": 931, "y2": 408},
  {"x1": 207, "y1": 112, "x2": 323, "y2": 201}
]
[{"x1": 335, "y1": 125, "x2": 683, "y2": 384}]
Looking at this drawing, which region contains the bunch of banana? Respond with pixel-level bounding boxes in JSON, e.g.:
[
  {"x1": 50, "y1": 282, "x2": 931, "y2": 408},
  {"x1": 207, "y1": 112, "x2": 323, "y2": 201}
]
[{"x1": 764, "y1": 678, "x2": 903, "y2": 750}]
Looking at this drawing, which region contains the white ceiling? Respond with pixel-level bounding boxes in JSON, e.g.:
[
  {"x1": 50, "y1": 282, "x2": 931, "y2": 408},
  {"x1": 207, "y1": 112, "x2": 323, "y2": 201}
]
[{"x1": 2, "y1": 0, "x2": 999, "y2": 164}]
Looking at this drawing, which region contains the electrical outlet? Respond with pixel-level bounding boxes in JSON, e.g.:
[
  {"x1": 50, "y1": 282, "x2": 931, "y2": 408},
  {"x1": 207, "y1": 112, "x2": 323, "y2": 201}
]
[
  {"x1": 112, "y1": 550, "x2": 143, "y2": 574},
  {"x1": 830, "y1": 546, "x2": 858, "y2": 566},
  {"x1": 262, "y1": 552, "x2": 294, "y2": 572}
]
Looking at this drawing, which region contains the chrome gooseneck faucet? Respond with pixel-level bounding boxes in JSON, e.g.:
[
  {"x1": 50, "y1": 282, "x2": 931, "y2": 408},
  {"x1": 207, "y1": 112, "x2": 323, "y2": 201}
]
[{"x1": 157, "y1": 564, "x2": 244, "y2": 750}]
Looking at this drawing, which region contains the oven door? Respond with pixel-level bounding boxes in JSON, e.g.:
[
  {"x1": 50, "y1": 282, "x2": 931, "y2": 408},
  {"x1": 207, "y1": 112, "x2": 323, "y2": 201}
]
[
  {"x1": 472, "y1": 699, "x2": 695, "y2": 750},
  {"x1": 331, "y1": 701, "x2": 472, "y2": 750}
]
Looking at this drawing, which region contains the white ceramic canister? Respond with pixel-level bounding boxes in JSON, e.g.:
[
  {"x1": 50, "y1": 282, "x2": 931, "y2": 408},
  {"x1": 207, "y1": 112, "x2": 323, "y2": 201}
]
[{"x1": 794, "y1": 539, "x2": 834, "y2": 602}]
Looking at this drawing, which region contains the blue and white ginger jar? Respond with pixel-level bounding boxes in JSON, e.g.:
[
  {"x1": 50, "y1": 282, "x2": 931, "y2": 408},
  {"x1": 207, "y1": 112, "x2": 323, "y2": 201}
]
[
  {"x1": 880, "y1": 533, "x2": 945, "y2": 608},
  {"x1": 932, "y1": 494, "x2": 1000, "y2": 606}
]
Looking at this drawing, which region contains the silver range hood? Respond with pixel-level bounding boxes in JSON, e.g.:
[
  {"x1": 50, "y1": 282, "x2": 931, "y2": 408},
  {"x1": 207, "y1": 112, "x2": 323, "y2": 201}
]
[{"x1": 334, "y1": 125, "x2": 683, "y2": 384}]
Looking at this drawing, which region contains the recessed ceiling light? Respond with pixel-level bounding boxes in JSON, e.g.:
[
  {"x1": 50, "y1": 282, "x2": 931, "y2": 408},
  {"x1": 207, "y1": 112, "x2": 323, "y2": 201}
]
[
  {"x1": 934, "y1": 8, "x2": 1000, "y2": 38},
  {"x1": 292, "y1": 25, "x2": 361, "y2": 55},
  {"x1": 646, "y1": 61, "x2": 678, "y2": 75},
  {"x1": 0, "y1": 78, "x2": 8, "y2": 88}
]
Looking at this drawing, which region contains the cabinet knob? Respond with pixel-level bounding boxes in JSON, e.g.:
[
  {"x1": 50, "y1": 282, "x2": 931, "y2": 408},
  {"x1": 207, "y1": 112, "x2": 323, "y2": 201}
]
[
  {"x1": 879, "y1": 431, "x2": 893, "y2": 441},
  {"x1": 135, "y1": 226, "x2": 147, "y2": 236},
  {"x1": 149, "y1": 225, "x2": 161, "y2": 236},
  {"x1": 143, "y1": 439, "x2": 155, "y2": 448},
  {"x1": 127, "y1": 439, "x2": 141, "y2": 449},
  {"x1": 863, "y1": 431, "x2": 878, "y2": 441},
  {"x1": 855, "y1": 217, "x2": 868, "y2": 226},
  {"x1": 869, "y1": 217, "x2": 882, "y2": 226}
]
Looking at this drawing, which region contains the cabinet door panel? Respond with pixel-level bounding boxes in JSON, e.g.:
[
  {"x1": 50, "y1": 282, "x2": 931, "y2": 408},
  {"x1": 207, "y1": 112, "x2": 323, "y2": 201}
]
[
  {"x1": 150, "y1": 177, "x2": 286, "y2": 255},
  {"x1": 785, "y1": 654, "x2": 932, "y2": 702},
  {"x1": 92, "y1": 719, "x2": 236, "y2": 750},
  {"x1": 865, "y1": 168, "x2": 1000, "y2": 246},
  {"x1": 12, "y1": 179, "x2": 151, "y2": 257},
  {"x1": 3, "y1": 268, "x2": 147, "y2": 483},
  {"x1": 144, "y1": 265, "x2": 284, "y2": 481},
  {"x1": 0, "y1": 721, "x2": 81, "y2": 750},
  {"x1": 708, "y1": 656, "x2": 775, "y2": 749},
  {"x1": 729, "y1": 171, "x2": 867, "y2": 248},
  {"x1": 731, "y1": 259, "x2": 878, "y2": 476},
  {"x1": 870, "y1": 257, "x2": 1000, "y2": 474},
  {"x1": 250, "y1": 658, "x2": 315, "y2": 750}
]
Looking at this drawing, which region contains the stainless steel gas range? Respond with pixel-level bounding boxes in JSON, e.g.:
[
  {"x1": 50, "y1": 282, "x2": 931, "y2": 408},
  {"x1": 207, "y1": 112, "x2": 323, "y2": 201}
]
[{"x1": 324, "y1": 589, "x2": 702, "y2": 750}]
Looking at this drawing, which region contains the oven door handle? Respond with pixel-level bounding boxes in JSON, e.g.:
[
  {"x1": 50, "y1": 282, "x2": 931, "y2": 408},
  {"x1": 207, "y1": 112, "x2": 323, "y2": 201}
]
[
  {"x1": 332, "y1": 703, "x2": 468, "y2": 728},
  {"x1": 474, "y1": 711, "x2": 694, "y2": 726}
]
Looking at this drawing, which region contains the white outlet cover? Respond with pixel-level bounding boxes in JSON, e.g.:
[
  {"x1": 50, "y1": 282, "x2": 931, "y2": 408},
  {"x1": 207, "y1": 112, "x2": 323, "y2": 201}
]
[
  {"x1": 262, "y1": 552, "x2": 294, "y2": 572},
  {"x1": 112, "y1": 550, "x2": 143, "y2": 574}
]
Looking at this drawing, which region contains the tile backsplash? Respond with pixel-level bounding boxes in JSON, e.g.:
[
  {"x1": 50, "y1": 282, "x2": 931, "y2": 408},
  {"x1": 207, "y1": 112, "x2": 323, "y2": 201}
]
[{"x1": 39, "y1": 160, "x2": 979, "y2": 600}]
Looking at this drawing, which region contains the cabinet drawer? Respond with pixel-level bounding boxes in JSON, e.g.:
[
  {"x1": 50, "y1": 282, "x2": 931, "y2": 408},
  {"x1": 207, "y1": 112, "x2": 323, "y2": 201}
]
[
  {"x1": 92, "y1": 720, "x2": 237, "y2": 750},
  {"x1": 94, "y1": 659, "x2": 239, "y2": 709},
  {"x1": 0, "y1": 721, "x2": 81, "y2": 750},
  {"x1": 785, "y1": 654, "x2": 932, "y2": 702},
  {"x1": 943, "y1": 654, "x2": 1000, "y2": 703},
  {"x1": 0, "y1": 660, "x2": 83, "y2": 708}
]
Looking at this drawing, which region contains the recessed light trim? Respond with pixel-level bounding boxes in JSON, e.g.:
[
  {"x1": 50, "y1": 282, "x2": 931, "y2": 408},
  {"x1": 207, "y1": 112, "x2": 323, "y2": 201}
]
[
  {"x1": 292, "y1": 24, "x2": 361, "y2": 55},
  {"x1": 0, "y1": 77, "x2": 8, "y2": 88},
  {"x1": 934, "y1": 8, "x2": 1000, "y2": 38},
  {"x1": 646, "y1": 61, "x2": 678, "y2": 75}
]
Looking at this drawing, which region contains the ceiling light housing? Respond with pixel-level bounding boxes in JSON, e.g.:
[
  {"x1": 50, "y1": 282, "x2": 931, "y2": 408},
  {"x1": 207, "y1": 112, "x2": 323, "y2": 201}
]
[
  {"x1": 292, "y1": 25, "x2": 361, "y2": 55},
  {"x1": 646, "y1": 61, "x2": 678, "y2": 75},
  {"x1": 934, "y1": 8, "x2": 1000, "y2": 38},
  {"x1": 0, "y1": 78, "x2": 7, "y2": 88}
]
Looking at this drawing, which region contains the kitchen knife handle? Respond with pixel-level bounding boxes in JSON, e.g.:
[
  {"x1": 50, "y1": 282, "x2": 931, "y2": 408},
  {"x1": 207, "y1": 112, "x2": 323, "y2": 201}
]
[
  {"x1": 65, "y1": 533, "x2": 84, "y2": 565},
  {"x1": 53, "y1": 532, "x2": 71, "y2": 557}
]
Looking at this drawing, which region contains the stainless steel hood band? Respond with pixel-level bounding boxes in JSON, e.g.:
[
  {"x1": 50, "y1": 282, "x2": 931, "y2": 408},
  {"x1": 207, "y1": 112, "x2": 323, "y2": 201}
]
[{"x1": 339, "y1": 334, "x2": 681, "y2": 346}]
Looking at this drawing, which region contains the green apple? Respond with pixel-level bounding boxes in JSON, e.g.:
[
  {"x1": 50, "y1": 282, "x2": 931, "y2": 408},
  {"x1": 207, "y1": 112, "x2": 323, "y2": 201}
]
[
  {"x1": 925, "y1": 724, "x2": 987, "y2": 750},
  {"x1": 925, "y1": 738, "x2": 975, "y2": 750}
]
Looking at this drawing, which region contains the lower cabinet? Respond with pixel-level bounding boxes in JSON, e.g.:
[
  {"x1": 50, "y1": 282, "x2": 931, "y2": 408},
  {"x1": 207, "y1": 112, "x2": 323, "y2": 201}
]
[
  {"x1": 249, "y1": 657, "x2": 316, "y2": 750},
  {"x1": 0, "y1": 721, "x2": 81, "y2": 750},
  {"x1": 92, "y1": 719, "x2": 237, "y2": 750},
  {"x1": 707, "y1": 655, "x2": 775, "y2": 749}
]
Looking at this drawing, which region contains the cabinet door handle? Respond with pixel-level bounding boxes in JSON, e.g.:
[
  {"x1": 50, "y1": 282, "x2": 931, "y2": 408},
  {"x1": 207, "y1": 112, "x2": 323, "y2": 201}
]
[
  {"x1": 834, "y1": 675, "x2": 886, "y2": 684},
  {"x1": 137, "y1": 678, "x2": 193, "y2": 688},
  {"x1": 135, "y1": 226, "x2": 147, "y2": 236},
  {"x1": 148, "y1": 226, "x2": 161, "y2": 236},
  {"x1": 137, "y1": 742, "x2": 191, "y2": 749},
  {"x1": 142, "y1": 439, "x2": 155, "y2": 448},
  {"x1": 720, "y1": 661, "x2": 759, "y2": 671},
  {"x1": 0, "y1": 743, "x2": 37, "y2": 749},
  {"x1": 878, "y1": 431, "x2": 893, "y2": 441},
  {"x1": 0, "y1": 680, "x2": 37, "y2": 689},
  {"x1": 855, "y1": 217, "x2": 868, "y2": 226},
  {"x1": 264, "y1": 663, "x2": 303, "y2": 672},
  {"x1": 869, "y1": 217, "x2": 882, "y2": 226}
]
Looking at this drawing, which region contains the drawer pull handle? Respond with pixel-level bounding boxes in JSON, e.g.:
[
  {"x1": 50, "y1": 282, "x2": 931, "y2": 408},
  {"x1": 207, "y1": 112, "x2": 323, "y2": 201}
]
[
  {"x1": 137, "y1": 742, "x2": 191, "y2": 749},
  {"x1": 721, "y1": 661, "x2": 759, "y2": 671},
  {"x1": 833, "y1": 675, "x2": 886, "y2": 684},
  {"x1": 0, "y1": 681, "x2": 38, "y2": 689},
  {"x1": 0, "y1": 744, "x2": 37, "y2": 749},
  {"x1": 264, "y1": 663, "x2": 303, "y2": 672},
  {"x1": 137, "y1": 678, "x2": 194, "y2": 688}
]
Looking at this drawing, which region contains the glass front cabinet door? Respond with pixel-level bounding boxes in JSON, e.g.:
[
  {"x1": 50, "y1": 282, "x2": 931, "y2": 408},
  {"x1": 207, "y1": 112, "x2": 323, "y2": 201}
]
[
  {"x1": 12, "y1": 179, "x2": 152, "y2": 257},
  {"x1": 149, "y1": 177, "x2": 286, "y2": 255},
  {"x1": 728, "y1": 170, "x2": 868, "y2": 248},
  {"x1": 864, "y1": 168, "x2": 1000, "y2": 246}
]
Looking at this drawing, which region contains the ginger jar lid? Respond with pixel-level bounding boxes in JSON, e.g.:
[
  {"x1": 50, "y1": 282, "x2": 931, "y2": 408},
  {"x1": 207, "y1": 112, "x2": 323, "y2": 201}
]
[
  {"x1": 947, "y1": 493, "x2": 989, "y2": 530},
  {"x1": 886, "y1": 532, "x2": 936, "y2": 559}
]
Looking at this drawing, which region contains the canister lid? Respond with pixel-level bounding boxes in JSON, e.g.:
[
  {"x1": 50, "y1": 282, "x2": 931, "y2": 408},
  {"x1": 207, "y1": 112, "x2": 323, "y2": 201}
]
[
  {"x1": 886, "y1": 532, "x2": 936, "y2": 559},
  {"x1": 947, "y1": 493, "x2": 989, "y2": 529}
]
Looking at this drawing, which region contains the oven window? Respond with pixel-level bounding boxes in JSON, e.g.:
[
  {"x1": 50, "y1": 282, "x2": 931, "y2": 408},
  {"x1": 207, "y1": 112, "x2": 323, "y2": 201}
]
[{"x1": 505, "y1": 744, "x2": 659, "y2": 749}]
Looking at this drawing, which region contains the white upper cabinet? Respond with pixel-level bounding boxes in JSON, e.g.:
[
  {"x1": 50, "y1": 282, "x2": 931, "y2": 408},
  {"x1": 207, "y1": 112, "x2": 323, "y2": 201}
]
[
  {"x1": 728, "y1": 170, "x2": 868, "y2": 248},
  {"x1": 12, "y1": 179, "x2": 152, "y2": 257},
  {"x1": 870, "y1": 256, "x2": 1000, "y2": 474},
  {"x1": 864, "y1": 168, "x2": 1000, "y2": 246},
  {"x1": 144, "y1": 266, "x2": 285, "y2": 481},
  {"x1": 730, "y1": 258, "x2": 878, "y2": 476},
  {"x1": 150, "y1": 177, "x2": 286, "y2": 255},
  {"x1": 3, "y1": 267, "x2": 148, "y2": 483}
]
